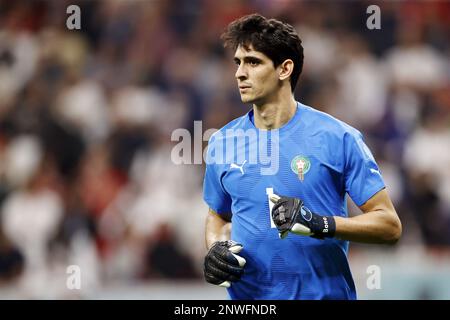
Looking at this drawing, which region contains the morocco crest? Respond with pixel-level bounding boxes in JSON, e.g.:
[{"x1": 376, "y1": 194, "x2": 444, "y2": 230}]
[{"x1": 291, "y1": 156, "x2": 311, "y2": 181}]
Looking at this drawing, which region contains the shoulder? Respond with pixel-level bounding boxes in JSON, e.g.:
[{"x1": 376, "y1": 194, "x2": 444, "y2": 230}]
[
  {"x1": 207, "y1": 111, "x2": 251, "y2": 145},
  {"x1": 299, "y1": 103, "x2": 362, "y2": 141}
]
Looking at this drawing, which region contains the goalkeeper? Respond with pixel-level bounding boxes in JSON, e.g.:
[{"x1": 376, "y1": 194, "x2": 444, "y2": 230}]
[{"x1": 202, "y1": 14, "x2": 402, "y2": 299}]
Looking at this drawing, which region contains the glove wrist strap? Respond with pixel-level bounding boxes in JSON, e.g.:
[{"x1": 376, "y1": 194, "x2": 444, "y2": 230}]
[{"x1": 312, "y1": 215, "x2": 336, "y2": 239}]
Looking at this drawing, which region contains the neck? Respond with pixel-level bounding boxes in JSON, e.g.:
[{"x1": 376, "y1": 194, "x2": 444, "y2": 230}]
[{"x1": 253, "y1": 93, "x2": 297, "y2": 130}]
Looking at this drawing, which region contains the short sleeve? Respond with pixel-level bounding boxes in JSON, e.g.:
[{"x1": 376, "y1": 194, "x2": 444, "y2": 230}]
[
  {"x1": 203, "y1": 136, "x2": 232, "y2": 216},
  {"x1": 344, "y1": 131, "x2": 385, "y2": 206}
]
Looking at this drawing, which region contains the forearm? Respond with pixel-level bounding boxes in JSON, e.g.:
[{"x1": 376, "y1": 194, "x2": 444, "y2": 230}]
[
  {"x1": 271, "y1": 189, "x2": 402, "y2": 244},
  {"x1": 334, "y1": 211, "x2": 402, "y2": 244},
  {"x1": 205, "y1": 209, "x2": 231, "y2": 249}
]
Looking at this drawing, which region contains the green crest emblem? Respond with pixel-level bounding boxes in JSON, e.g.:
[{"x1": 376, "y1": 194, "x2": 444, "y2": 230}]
[{"x1": 291, "y1": 156, "x2": 311, "y2": 181}]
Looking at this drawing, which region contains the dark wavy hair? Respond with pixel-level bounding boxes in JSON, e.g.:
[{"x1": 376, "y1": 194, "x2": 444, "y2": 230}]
[{"x1": 221, "y1": 13, "x2": 304, "y2": 92}]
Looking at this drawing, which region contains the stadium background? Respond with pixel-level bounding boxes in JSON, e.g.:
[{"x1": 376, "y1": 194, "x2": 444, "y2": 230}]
[{"x1": 0, "y1": 0, "x2": 449, "y2": 299}]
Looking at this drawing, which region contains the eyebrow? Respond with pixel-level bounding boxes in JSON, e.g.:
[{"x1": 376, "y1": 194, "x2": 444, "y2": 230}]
[{"x1": 233, "y1": 56, "x2": 263, "y2": 64}]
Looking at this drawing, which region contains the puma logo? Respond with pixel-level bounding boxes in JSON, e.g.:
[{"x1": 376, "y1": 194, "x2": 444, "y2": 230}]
[
  {"x1": 230, "y1": 160, "x2": 247, "y2": 175},
  {"x1": 370, "y1": 168, "x2": 381, "y2": 176}
]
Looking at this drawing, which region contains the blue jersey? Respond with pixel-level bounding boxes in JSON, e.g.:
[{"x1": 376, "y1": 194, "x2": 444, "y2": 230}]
[{"x1": 203, "y1": 102, "x2": 385, "y2": 300}]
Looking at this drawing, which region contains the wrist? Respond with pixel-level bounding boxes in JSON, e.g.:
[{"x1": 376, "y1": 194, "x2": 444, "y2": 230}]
[
  {"x1": 310, "y1": 214, "x2": 336, "y2": 239},
  {"x1": 320, "y1": 215, "x2": 336, "y2": 238}
]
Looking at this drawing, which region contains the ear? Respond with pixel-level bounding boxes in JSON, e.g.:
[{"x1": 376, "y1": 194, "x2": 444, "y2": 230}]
[{"x1": 278, "y1": 59, "x2": 294, "y2": 81}]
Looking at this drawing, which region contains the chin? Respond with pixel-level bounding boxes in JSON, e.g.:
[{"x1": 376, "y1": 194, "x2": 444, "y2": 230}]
[{"x1": 240, "y1": 95, "x2": 256, "y2": 104}]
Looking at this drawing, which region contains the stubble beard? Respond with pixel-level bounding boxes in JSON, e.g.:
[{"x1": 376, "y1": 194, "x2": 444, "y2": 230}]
[{"x1": 240, "y1": 91, "x2": 262, "y2": 105}]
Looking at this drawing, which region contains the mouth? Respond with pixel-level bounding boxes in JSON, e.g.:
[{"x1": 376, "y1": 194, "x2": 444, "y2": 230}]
[{"x1": 239, "y1": 85, "x2": 251, "y2": 91}]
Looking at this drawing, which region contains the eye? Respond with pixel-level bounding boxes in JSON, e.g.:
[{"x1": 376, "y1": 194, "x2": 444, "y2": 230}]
[
  {"x1": 234, "y1": 59, "x2": 241, "y2": 66},
  {"x1": 249, "y1": 60, "x2": 259, "y2": 67}
]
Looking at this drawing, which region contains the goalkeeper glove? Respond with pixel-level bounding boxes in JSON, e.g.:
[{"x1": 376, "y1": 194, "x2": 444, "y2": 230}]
[
  {"x1": 270, "y1": 194, "x2": 336, "y2": 239},
  {"x1": 203, "y1": 240, "x2": 246, "y2": 288}
]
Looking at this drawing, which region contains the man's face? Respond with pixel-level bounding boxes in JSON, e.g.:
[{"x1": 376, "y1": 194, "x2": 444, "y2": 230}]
[{"x1": 234, "y1": 44, "x2": 280, "y2": 104}]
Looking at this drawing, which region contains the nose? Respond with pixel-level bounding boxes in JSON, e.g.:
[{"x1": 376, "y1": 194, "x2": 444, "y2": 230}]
[{"x1": 235, "y1": 63, "x2": 247, "y2": 80}]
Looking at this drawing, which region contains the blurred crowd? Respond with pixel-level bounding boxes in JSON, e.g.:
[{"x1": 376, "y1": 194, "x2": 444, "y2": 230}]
[{"x1": 0, "y1": 0, "x2": 449, "y2": 298}]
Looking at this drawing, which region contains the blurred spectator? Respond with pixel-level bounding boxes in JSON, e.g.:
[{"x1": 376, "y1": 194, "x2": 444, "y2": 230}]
[
  {"x1": 334, "y1": 34, "x2": 388, "y2": 129},
  {"x1": 1, "y1": 149, "x2": 63, "y2": 297},
  {"x1": 0, "y1": 229, "x2": 24, "y2": 284}
]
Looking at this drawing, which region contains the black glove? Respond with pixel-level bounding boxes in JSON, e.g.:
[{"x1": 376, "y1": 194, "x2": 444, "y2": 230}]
[
  {"x1": 203, "y1": 240, "x2": 246, "y2": 288},
  {"x1": 270, "y1": 194, "x2": 336, "y2": 239}
]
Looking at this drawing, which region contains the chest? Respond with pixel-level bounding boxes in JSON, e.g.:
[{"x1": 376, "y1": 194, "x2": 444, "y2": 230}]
[{"x1": 220, "y1": 136, "x2": 344, "y2": 206}]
